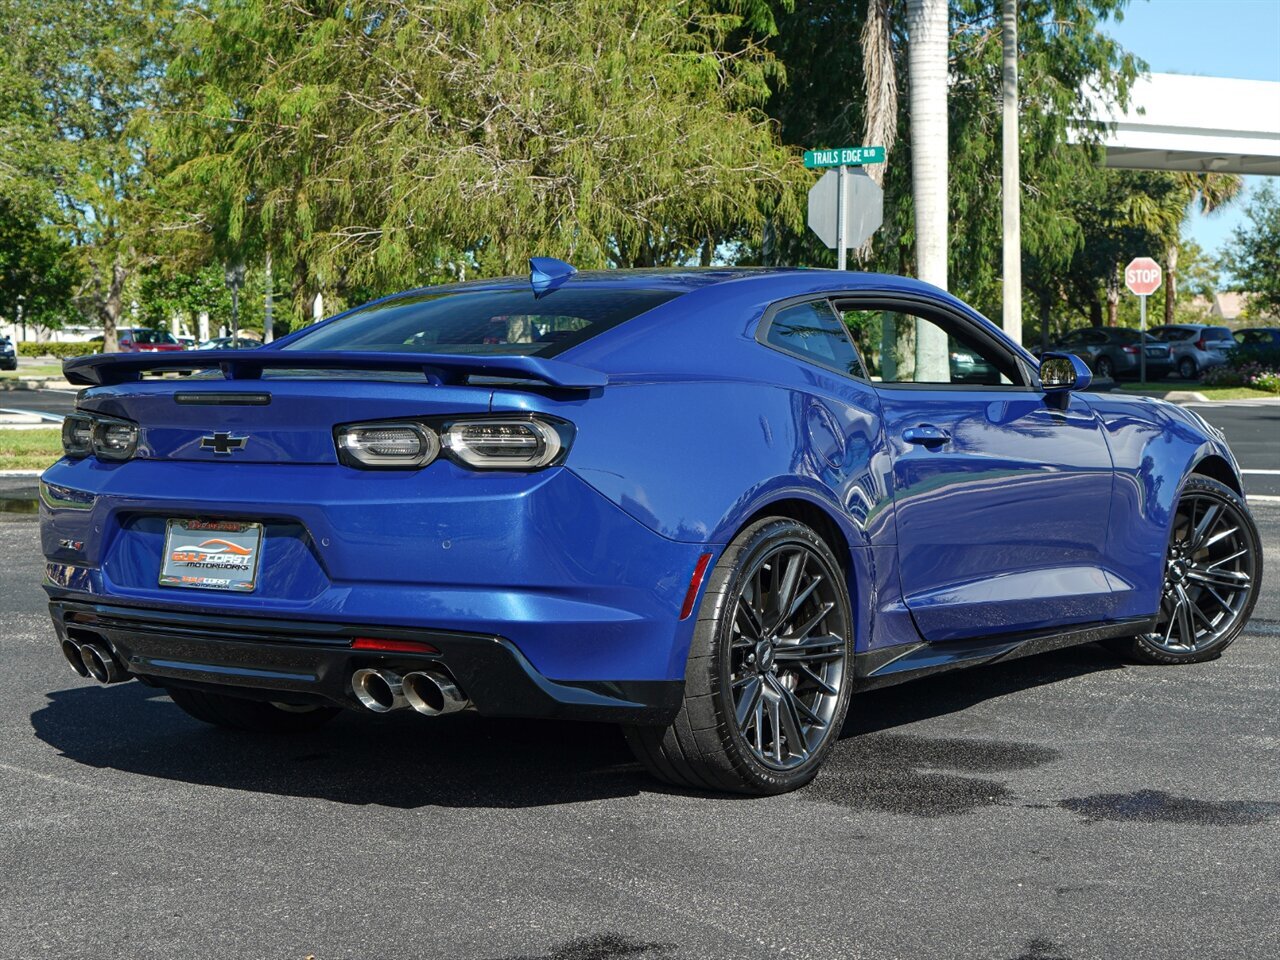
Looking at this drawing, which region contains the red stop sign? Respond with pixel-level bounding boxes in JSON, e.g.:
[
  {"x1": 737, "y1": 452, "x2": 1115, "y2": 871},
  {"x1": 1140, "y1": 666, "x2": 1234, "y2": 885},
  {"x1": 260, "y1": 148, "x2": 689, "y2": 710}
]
[{"x1": 1125, "y1": 257, "x2": 1162, "y2": 296}]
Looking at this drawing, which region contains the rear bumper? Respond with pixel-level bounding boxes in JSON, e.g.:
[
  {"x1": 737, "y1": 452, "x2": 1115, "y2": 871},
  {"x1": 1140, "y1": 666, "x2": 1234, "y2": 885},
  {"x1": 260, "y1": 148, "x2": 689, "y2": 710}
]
[
  {"x1": 49, "y1": 600, "x2": 683, "y2": 723},
  {"x1": 40, "y1": 459, "x2": 715, "y2": 682}
]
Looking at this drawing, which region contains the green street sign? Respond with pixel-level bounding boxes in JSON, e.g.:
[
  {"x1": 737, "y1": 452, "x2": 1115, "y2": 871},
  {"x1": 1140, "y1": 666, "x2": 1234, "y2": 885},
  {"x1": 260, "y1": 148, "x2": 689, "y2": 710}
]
[{"x1": 803, "y1": 146, "x2": 885, "y2": 169}]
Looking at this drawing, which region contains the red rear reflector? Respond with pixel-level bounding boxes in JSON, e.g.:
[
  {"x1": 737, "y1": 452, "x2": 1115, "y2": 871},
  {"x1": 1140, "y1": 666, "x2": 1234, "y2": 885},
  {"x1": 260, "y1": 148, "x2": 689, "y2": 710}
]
[
  {"x1": 351, "y1": 637, "x2": 440, "y2": 654},
  {"x1": 680, "y1": 553, "x2": 714, "y2": 621}
]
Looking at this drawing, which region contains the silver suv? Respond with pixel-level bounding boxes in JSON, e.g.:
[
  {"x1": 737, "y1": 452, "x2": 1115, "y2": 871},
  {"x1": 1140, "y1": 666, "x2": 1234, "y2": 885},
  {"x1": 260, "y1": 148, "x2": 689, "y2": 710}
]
[{"x1": 1149, "y1": 324, "x2": 1235, "y2": 380}]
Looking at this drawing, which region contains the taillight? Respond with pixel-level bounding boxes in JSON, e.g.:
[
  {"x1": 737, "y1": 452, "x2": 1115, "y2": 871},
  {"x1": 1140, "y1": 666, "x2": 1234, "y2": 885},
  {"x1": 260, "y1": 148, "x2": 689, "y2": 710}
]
[
  {"x1": 335, "y1": 415, "x2": 571, "y2": 471},
  {"x1": 335, "y1": 422, "x2": 439, "y2": 469},
  {"x1": 61, "y1": 415, "x2": 95, "y2": 458},
  {"x1": 1122, "y1": 346, "x2": 1139, "y2": 355},
  {"x1": 1195, "y1": 338, "x2": 1208, "y2": 350},
  {"x1": 62, "y1": 413, "x2": 138, "y2": 461},
  {"x1": 93, "y1": 419, "x2": 139, "y2": 461},
  {"x1": 442, "y1": 418, "x2": 565, "y2": 469}
]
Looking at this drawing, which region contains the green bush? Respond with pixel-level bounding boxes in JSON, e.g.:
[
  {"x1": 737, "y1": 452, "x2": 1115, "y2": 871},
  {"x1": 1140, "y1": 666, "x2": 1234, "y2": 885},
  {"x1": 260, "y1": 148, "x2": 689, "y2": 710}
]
[
  {"x1": 1230, "y1": 344, "x2": 1280, "y2": 372},
  {"x1": 17, "y1": 341, "x2": 101, "y2": 359}
]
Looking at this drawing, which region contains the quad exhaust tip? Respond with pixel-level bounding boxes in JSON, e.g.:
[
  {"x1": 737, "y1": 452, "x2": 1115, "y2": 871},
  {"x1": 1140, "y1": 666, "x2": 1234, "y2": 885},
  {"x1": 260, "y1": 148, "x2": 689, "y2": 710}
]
[
  {"x1": 61, "y1": 637, "x2": 127, "y2": 684},
  {"x1": 402, "y1": 669, "x2": 469, "y2": 716},
  {"x1": 351, "y1": 667, "x2": 407, "y2": 713}
]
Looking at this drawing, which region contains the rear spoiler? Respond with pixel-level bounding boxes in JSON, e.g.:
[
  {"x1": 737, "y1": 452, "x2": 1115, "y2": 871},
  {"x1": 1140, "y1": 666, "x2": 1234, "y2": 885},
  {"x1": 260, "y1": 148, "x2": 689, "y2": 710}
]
[{"x1": 62, "y1": 349, "x2": 608, "y2": 389}]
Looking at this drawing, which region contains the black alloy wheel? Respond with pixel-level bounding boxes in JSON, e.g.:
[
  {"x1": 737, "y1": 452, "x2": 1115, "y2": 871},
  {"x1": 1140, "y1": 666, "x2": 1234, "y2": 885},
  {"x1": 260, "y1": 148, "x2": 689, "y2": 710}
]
[
  {"x1": 1096, "y1": 355, "x2": 1115, "y2": 380},
  {"x1": 625, "y1": 517, "x2": 854, "y2": 794},
  {"x1": 1179, "y1": 356, "x2": 1199, "y2": 380},
  {"x1": 1109, "y1": 475, "x2": 1261, "y2": 664}
]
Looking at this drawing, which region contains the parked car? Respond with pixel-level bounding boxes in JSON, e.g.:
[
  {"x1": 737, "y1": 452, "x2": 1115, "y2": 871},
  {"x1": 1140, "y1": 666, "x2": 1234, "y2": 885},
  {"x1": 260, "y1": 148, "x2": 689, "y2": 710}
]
[
  {"x1": 176, "y1": 335, "x2": 197, "y2": 349},
  {"x1": 1049, "y1": 326, "x2": 1173, "y2": 381},
  {"x1": 196, "y1": 336, "x2": 261, "y2": 350},
  {"x1": 1233, "y1": 327, "x2": 1280, "y2": 349},
  {"x1": 89, "y1": 328, "x2": 186, "y2": 353},
  {"x1": 1149, "y1": 324, "x2": 1236, "y2": 380},
  {"x1": 45, "y1": 263, "x2": 1260, "y2": 795},
  {"x1": 0, "y1": 336, "x2": 15, "y2": 371}
]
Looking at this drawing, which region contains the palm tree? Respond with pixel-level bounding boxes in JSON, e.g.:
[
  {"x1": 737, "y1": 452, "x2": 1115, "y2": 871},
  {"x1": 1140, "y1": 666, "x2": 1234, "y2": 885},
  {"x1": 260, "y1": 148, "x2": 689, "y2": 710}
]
[
  {"x1": 1165, "y1": 173, "x2": 1242, "y2": 323},
  {"x1": 861, "y1": 0, "x2": 898, "y2": 373},
  {"x1": 907, "y1": 0, "x2": 950, "y2": 380},
  {"x1": 860, "y1": 0, "x2": 897, "y2": 191}
]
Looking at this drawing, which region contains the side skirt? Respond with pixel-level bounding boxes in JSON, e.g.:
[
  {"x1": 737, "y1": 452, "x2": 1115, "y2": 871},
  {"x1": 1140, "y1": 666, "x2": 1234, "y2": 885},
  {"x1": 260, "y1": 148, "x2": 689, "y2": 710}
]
[{"x1": 852, "y1": 616, "x2": 1157, "y2": 692}]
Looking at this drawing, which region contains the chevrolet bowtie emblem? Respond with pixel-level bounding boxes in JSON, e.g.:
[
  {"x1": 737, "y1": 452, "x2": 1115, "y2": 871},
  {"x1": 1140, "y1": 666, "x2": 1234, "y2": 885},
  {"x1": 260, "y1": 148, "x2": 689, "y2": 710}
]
[{"x1": 200, "y1": 432, "x2": 249, "y2": 455}]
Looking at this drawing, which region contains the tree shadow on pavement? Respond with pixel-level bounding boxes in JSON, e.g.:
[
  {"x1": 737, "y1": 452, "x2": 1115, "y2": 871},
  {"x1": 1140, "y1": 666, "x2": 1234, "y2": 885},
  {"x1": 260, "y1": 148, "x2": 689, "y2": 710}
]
[{"x1": 29, "y1": 643, "x2": 1124, "y2": 809}]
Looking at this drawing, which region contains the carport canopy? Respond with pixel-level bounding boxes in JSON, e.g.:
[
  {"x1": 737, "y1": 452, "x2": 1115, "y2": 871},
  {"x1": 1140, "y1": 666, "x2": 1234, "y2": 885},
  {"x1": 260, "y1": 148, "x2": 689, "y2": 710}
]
[{"x1": 1083, "y1": 73, "x2": 1280, "y2": 176}]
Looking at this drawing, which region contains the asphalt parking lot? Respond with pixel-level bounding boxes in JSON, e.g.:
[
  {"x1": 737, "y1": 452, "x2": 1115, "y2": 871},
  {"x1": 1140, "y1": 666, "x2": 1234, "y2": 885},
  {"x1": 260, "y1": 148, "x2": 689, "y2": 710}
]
[{"x1": 0, "y1": 495, "x2": 1277, "y2": 959}]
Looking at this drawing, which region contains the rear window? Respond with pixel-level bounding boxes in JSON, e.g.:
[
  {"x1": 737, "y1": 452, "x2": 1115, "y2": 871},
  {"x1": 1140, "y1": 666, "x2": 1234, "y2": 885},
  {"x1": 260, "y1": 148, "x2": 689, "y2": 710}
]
[
  {"x1": 1206, "y1": 327, "x2": 1233, "y2": 340},
  {"x1": 1154, "y1": 327, "x2": 1195, "y2": 341},
  {"x1": 133, "y1": 329, "x2": 178, "y2": 345},
  {"x1": 283, "y1": 287, "x2": 681, "y2": 357}
]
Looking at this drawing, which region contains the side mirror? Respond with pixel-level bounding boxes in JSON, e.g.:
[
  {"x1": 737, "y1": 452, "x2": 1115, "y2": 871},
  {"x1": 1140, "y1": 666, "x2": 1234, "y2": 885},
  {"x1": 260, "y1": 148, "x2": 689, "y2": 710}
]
[{"x1": 1039, "y1": 352, "x2": 1092, "y2": 394}]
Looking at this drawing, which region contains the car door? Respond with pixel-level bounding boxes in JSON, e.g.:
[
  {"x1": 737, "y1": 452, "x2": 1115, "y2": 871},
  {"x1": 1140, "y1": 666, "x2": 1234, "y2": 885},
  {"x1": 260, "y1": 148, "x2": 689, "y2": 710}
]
[{"x1": 843, "y1": 294, "x2": 1117, "y2": 643}]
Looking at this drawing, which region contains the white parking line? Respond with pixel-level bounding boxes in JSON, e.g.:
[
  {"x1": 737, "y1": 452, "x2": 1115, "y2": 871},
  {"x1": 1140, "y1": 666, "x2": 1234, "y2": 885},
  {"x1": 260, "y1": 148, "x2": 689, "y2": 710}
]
[
  {"x1": 1247, "y1": 494, "x2": 1280, "y2": 503},
  {"x1": 1241, "y1": 469, "x2": 1280, "y2": 475}
]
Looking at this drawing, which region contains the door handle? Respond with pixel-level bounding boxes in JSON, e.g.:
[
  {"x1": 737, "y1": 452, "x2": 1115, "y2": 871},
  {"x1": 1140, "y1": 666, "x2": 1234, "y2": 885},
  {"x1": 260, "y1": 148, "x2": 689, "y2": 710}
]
[{"x1": 903, "y1": 424, "x2": 950, "y2": 446}]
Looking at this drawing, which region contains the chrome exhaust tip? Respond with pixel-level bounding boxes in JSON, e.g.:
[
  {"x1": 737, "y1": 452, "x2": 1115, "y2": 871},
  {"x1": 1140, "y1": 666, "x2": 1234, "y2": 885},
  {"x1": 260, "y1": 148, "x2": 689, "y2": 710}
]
[
  {"x1": 79, "y1": 642, "x2": 126, "y2": 684},
  {"x1": 402, "y1": 670, "x2": 469, "y2": 717},
  {"x1": 351, "y1": 668, "x2": 406, "y2": 713},
  {"x1": 61, "y1": 639, "x2": 90, "y2": 678}
]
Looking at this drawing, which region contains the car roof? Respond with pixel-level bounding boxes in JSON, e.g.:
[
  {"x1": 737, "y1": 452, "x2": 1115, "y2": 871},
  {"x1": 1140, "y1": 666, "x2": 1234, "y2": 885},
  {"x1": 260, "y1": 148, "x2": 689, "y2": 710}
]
[
  {"x1": 288, "y1": 266, "x2": 1034, "y2": 378},
  {"x1": 363, "y1": 266, "x2": 952, "y2": 300}
]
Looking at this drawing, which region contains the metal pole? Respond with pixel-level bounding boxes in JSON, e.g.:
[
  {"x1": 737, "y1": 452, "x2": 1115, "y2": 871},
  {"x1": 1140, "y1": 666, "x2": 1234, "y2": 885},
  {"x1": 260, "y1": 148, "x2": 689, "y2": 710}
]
[
  {"x1": 1001, "y1": 0, "x2": 1022, "y2": 344},
  {"x1": 231, "y1": 285, "x2": 240, "y2": 347},
  {"x1": 836, "y1": 164, "x2": 848, "y2": 270},
  {"x1": 264, "y1": 251, "x2": 274, "y2": 344},
  {"x1": 1139, "y1": 294, "x2": 1147, "y2": 384}
]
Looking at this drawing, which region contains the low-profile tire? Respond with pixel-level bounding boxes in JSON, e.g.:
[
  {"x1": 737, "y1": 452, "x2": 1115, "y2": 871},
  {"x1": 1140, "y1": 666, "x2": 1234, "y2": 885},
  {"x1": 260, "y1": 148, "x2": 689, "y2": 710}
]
[
  {"x1": 1178, "y1": 357, "x2": 1199, "y2": 380},
  {"x1": 166, "y1": 686, "x2": 340, "y2": 733},
  {"x1": 624, "y1": 517, "x2": 854, "y2": 795},
  {"x1": 1095, "y1": 355, "x2": 1115, "y2": 380},
  {"x1": 1105, "y1": 475, "x2": 1261, "y2": 665}
]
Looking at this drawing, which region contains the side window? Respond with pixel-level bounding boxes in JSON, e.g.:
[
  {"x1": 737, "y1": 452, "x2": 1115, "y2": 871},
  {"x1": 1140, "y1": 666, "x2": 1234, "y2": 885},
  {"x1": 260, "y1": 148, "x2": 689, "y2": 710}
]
[
  {"x1": 764, "y1": 300, "x2": 863, "y2": 378},
  {"x1": 841, "y1": 305, "x2": 1024, "y2": 387},
  {"x1": 1084, "y1": 330, "x2": 1109, "y2": 346}
]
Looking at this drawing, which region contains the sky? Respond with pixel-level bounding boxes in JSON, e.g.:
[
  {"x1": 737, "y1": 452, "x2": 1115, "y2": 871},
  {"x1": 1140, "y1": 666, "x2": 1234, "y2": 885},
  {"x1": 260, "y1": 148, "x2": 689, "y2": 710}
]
[{"x1": 1104, "y1": 0, "x2": 1280, "y2": 264}]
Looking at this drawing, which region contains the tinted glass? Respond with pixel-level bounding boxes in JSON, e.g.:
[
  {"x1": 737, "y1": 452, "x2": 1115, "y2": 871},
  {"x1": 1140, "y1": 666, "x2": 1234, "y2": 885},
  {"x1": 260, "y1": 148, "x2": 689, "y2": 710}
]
[
  {"x1": 1206, "y1": 327, "x2": 1233, "y2": 340},
  {"x1": 765, "y1": 301, "x2": 863, "y2": 377},
  {"x1": 133, "y1": 330, "x2": 177, "y2": 345},
  {"x1": 1153, "y1": 327, "x2": 1195, "y2": 341},
  {"x1": 845, "y1": 308, "x2": 1021, "y2": 386},
  {"x1": 284, "y1": 288, "x2": 680, "y2": 357}
]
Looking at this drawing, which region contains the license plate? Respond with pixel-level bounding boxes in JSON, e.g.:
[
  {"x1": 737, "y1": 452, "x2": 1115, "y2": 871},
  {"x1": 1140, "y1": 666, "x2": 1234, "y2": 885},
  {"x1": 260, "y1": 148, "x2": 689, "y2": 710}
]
[
  {"x1": 160, "y1": 519, "x2": 263, "y2": 592},
  {"x1": 1146, "y1": 348, "x2": 1163, "y2": 357}
]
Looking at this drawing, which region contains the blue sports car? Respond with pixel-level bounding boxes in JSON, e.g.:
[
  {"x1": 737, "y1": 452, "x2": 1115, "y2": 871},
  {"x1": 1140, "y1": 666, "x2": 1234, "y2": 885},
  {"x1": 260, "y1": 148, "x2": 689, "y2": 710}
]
[{"x1": 41, "y1": 261, "x2": 1262, "y2": 794}]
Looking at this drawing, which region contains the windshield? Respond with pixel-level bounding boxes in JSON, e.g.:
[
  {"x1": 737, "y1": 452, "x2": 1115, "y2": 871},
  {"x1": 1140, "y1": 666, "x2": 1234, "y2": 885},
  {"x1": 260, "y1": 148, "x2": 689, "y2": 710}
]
[{"x1": 283, "y1": 287, "x2": 681, "y2": 357}]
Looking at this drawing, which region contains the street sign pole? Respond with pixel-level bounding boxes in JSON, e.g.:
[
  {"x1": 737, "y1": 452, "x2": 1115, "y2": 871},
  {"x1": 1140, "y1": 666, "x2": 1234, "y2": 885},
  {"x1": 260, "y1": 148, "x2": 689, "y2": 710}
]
[
  {"x1": 836, "y1": 165, "x2": 848, "y2": 271},
  {"x1": 805, "y1": 146, "x2": 884, "y2": 264},
  {"x1": 1139, "y1": 294, "x2": 1147, "y2": 384},
  {"x1": 1124, "y1": 256, "x2": 1162, "y2": 385}
]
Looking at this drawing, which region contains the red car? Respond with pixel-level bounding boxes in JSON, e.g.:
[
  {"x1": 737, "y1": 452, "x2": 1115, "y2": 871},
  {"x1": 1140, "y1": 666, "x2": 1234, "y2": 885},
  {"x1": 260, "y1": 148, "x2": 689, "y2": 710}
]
[{"x1": 89, "y1": 328, "x2": 186, "y2": 353}]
